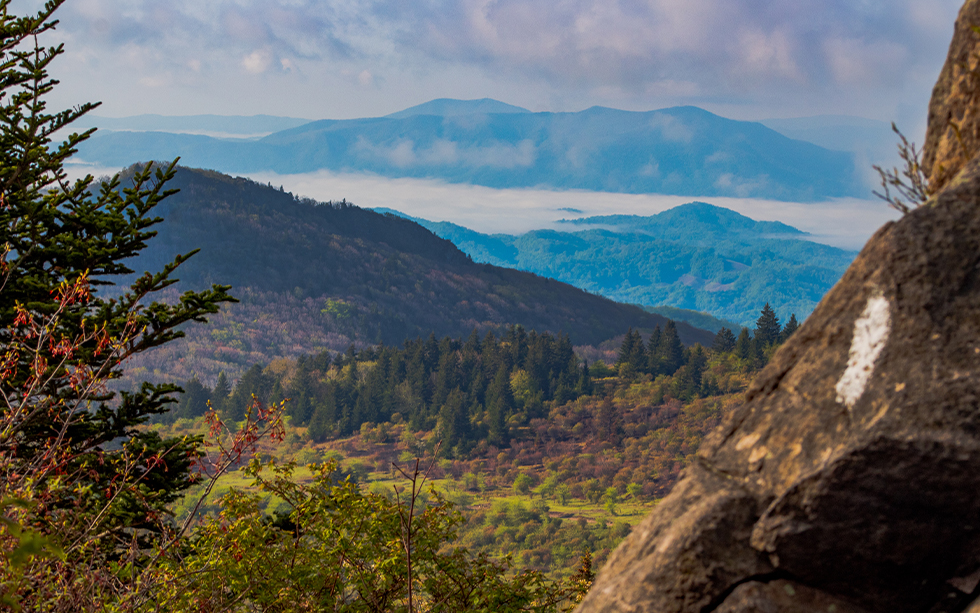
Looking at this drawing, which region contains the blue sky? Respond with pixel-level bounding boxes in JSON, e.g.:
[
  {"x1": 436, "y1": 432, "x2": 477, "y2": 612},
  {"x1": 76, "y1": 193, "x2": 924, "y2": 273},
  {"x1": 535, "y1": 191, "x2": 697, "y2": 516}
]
[{"x1": 16, "y1": 0, "x2": 962, "y2": 134}]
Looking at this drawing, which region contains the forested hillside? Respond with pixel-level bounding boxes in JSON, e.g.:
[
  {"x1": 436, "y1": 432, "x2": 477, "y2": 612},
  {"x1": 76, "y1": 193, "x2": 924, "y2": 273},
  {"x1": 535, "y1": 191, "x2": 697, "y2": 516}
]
[
  {"x1": 119, "y1": 165, "x2": 714, "y2": 383},
  {"x1": 160, "y1": 304, "x2": 798, "y2": 576},
  {"x1": 383, "y1": 202, "x2": 855, "y2": 325}
]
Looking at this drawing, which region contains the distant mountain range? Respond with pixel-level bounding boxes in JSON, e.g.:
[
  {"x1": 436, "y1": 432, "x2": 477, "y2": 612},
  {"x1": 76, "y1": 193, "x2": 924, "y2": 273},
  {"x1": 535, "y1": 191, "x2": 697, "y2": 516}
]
[
  {"x1": 386, "y1": 98, "x2": 530, "y2": 118},
  {"x1": 72, "y1": 114, "x2": 311, "y2": 138},
  {"x1": 378, "y1": 202, "x2": 856, "y2": 326},
  {"x1": 122, "y1": 165, "x2": 715, "y2": 384},
  {"x1": 759, "y1": 115, "x2": 896, "y2": 168},
  {"x1": 76, "y1": 99, "x2": 867, "y2": 202}
]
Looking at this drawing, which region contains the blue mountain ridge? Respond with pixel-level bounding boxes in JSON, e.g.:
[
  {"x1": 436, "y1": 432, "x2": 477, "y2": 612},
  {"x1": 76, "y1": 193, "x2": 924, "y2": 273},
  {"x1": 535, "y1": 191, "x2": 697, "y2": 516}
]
[
  {"x1": 76, "y1": 102, "x2": 864, "y2": 202},
  {"x1": 373, "y1": 202, "x2": 857, "y2": 326},
  {"x1": 386, "y1": 98, "x2": 531, "y2": 118}
]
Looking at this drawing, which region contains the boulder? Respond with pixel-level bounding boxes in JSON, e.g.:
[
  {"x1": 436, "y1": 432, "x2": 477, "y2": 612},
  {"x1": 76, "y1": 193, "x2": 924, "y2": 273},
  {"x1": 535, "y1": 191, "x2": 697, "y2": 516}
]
[
  {"x1": 923, "y1": 0, "x2": 980, "y2": 192},
  {"x1": 578, "y1": 4, "x2": 980, "y2": 611}
]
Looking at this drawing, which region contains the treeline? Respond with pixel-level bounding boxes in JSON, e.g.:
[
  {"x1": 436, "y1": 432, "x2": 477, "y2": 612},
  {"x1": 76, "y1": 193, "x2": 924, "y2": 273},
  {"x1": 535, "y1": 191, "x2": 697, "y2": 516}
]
[
  {"x1": 171, "y1": 305, "x2": 799, "y2": 459},
  {"x1": 173, "y1": 326, "x2": 592, "y2": 457},
  {"x1": 611, "y1": 304, "x2": 798, "y2": 399}
]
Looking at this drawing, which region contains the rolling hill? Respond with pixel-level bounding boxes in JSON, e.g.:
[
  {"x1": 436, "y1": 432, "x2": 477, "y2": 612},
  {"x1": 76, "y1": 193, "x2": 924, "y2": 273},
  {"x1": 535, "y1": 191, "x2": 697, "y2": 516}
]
[
  {"x1": 380, "y1": 202, "x2": 857, "y2": 326},
  {"x1": 119, "y1": 165, "x2": 715, "y2": 384}
]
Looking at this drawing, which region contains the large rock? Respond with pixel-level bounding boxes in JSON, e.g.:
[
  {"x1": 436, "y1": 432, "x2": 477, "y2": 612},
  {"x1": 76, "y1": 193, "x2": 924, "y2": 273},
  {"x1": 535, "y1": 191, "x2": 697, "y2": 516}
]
[
  {"x1": 923, "y1": 0, "x2": 980, "y2": 192},
  {"x1": 579, "y1": 5, "x2": 980, "y2": 611}
]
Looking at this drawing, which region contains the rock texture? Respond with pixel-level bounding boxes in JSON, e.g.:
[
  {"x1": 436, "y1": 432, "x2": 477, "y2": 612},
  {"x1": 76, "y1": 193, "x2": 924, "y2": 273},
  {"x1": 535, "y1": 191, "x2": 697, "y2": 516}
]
[
  {"x1": 578, "y1": 4, "x2": 980, "y2": 611},
  {"x1": 924, "y1": 0, "x2": 980, "y2": 193}
]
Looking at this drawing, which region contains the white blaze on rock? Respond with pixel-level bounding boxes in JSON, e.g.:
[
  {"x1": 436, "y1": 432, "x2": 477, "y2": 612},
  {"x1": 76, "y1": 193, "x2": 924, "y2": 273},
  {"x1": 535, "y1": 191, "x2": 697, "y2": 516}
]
[{"x1": 836, "y1": 295, "x2": 891, "y2": 408}]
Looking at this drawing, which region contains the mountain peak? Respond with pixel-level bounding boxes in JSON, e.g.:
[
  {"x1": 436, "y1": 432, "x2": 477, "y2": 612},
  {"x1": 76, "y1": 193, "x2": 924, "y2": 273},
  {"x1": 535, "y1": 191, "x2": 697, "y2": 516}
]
[
  {"x1": 385, "y1": 98, "x2": 531, "y2": 119},
  {"x1": 563, "y1": 202, "x2": 805, "y2": 239}
]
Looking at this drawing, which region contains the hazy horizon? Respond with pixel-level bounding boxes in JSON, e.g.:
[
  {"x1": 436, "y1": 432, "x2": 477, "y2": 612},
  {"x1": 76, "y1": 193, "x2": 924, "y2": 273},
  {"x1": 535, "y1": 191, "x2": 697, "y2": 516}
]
[{"x1": 64, "y1": 161, "x2": 899, "y2": 252}]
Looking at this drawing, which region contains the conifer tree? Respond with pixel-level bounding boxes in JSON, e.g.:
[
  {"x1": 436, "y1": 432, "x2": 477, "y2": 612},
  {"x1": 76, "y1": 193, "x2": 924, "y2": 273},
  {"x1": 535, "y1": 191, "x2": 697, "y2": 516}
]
[
  {"x1": 212, "y1": 371, "x2": 232, "y2": 410},
  {"x1": 436, "y1": 387, "x2": 468, "y2": 457},
  {"x1": 754, "y1": 303, "x2": 782, "y2": 348},
  {"x1": 647, "y1": 325, "x2": 662, "y2": 373},
  {"x1": 0, "y1": 0, "x2": 237, "y2": 531},
  {"x1": 712, "y1": 327, "x2": 737, "y2": 353},
  {"x1": 676, "y1": 345, "x2": 708, "y2": 398},
  {"x1": 658, "y1": 321, "x2": 684, "y2": 375},
  {"x1": 176, "y1": 377, "x2": 211, "y2": 420},
  {"x1": 485, "y1": 364, "x2": 512, "y2": 446},
  {"x1": 735, "y1": 327, "x2": 752, "y2": 360},
  {"x1": 781, "y1": 313, "x2": 800, "y2": 342}
]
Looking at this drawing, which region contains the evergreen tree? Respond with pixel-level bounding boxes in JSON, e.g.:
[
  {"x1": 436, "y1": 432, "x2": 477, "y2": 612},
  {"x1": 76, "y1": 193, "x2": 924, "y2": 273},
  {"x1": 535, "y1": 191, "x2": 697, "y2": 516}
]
[
  {"x1": 676, "y1": 345, "x2": 708, "y2": 398},
  {"x1": 735, "y1": 328, "x2": 752, "y2": 360},
  {"x1": 224, "y1": 364, "x2": 271, "y2": 422},
  {"x1": 576, "y1": 359, "x2": 593, "y2": 396},
  {"x1": 285, "y1": 357, "x2": 315, "y2": 425},
  {"x1": 754, "y1": 303, "x2": 782, "y2": 348},
  {"x1": 212, "y1": 371, "x2": 232, "y2": 412},
  {"x1": 616, "y1": 328, "x2": 642, "y2": 367},
  {"x1": 0, "y1": 1, "x2": 234, "y2": 552},
  {"x1": 308, "y1": 383, "x2": 337, "y2": 443},
  {"x1": 781, "y1": 313, "x2": 800, "y2": 342},
  {"x1": 436, "y1": 387, "x2": 469, "y2": 457},
  {"x1": 647, "y1": 326, "x2": 662, "y2": 374},
  {"x1": 658, "y1": 321, "x2": 684, "y2": 376},
  {"x1": 177, "y1": 377, "x2": 211, "y2": 420},
  {"x1": 712, "y1": 327, "x2": 737, "y2": 353},
  {"x1": 485, "y1": 364, "x2": 512, "y2": 446},
  {"x1": 463, "y1": 327, "x2": 482, "y2": 354}
]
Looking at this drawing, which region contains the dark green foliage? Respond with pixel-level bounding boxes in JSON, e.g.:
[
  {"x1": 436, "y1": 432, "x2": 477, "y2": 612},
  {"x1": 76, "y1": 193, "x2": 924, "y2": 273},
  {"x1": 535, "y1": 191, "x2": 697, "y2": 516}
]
[
  {"x1": 712, "y1": 327, "x2": 737, "y2": 353},
  {"x1": 616, "y1": 328, "x2": 646, "y2": 377},
  {"x1": 674, "y1": 345, "x2": 708, "y2": 399},
  {"x1": 646, "y1": 326, "x2": 662, "y2": 374},
  {"x1": 221, "y1": 364, "x2": 271, "y2": 421},
  {"x1": 0, "y1": 0, "x2": 233, "y2": 548},
  {"x1": 217, "y1": 327, "x2": 588, "y2": 447},
  {"x1": 175, "y1": 377, "x2": 211, "y2": 420},
  {"x1": 754, "y1": 303, "x2": 782, "y2": 348},
  {"x1": 655, "y1": 321, "x2": 684, "y2": 376},
  {"x1": 781, "y1": 313, "x2": 800, "y2": 342},
  {"x1": 735, "y1": 327, "x2": 752, "y2": 360},
  {"x1": 212, "y1": 371, "x2": 231, "y2": 406}
]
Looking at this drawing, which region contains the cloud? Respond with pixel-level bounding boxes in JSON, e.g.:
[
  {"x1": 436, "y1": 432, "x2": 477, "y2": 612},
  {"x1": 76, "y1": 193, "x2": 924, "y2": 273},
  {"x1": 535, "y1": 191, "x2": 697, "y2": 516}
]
[
  {"x1": 11, "y1": 0, "x2": 962, "y2": 124},
  {"x1": 354, "y1": 137, "x2": 537, "y2": 168},
  {"x1": 648, "y1": 114, "x2": 693, "y2": 143},
  {"x1": 237, "y1": 168, "x2": 899, "y2": 251},
  {"x1": 242, "y1": 48, "x2": 273, "y2": 74},
  {"x1": 37, "y1": 0, "x2": 960, "y2": 93},
  {"x1": 358, "y1": 0, "x2": 961, "y2": 110}
]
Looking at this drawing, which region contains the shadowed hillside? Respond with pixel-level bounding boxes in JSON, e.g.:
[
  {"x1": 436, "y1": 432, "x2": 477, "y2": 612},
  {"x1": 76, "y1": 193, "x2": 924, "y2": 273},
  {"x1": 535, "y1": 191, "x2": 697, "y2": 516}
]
[{"x1": 119, "y1": 165, "x2": 714, "y2": 382}]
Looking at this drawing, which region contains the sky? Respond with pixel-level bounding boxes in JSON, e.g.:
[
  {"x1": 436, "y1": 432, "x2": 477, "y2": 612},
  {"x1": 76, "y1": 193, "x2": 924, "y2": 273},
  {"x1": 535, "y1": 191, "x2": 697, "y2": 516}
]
[{"x1": 14, "y1": 0, "x2": 964, "y2": 138}]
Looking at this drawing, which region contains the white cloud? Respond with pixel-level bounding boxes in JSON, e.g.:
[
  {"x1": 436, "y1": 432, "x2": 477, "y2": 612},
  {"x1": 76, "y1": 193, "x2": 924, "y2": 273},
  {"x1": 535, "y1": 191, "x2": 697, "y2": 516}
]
[
  {"x1": 241, "y1": 168, "x2": 899, "y2": 251},
  {"x1": 242, "y1": 48, "x2": 273, "y2": 74},
  {"x1": 10, "y1": 0, "x2": 964, "y2": 127},
  {"x1": 648, "y1": 114, "x2": 693, "y2": 143}
]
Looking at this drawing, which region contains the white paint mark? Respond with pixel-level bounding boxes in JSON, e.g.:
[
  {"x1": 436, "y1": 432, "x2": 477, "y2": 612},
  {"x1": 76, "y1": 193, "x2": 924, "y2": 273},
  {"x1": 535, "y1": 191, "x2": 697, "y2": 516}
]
[{"x1": 835, "y1": 295, "x2": 891, "y2": 408}]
